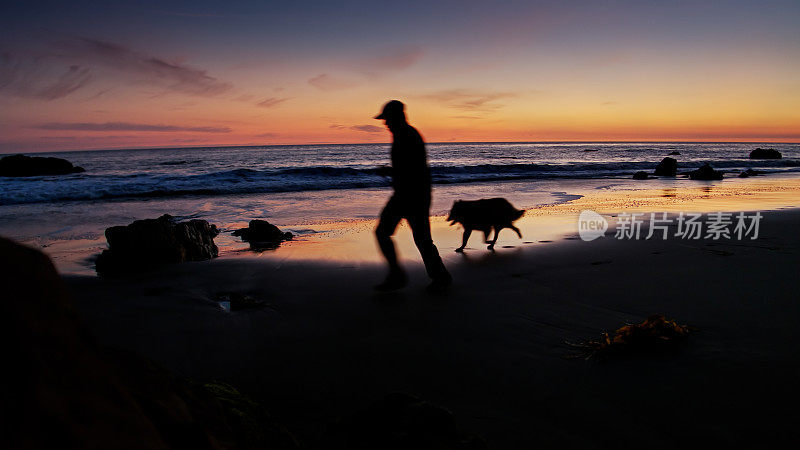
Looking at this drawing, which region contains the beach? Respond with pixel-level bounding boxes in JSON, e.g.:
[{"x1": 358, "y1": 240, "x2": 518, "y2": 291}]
[
  {"x1": 7, "y1": 1, "x2": 800, "y2": 447},
  {"x1": 58, "y1": 176, "x2": 800, "y2": 448}
]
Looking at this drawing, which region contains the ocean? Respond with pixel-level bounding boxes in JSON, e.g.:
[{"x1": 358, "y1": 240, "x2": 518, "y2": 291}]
[
  {"x1": 2, "y1": 142, "x2": 800, "y2": 206},
  {"x1": 1, "y1": 142, "x2": 799, "y2": 273}
]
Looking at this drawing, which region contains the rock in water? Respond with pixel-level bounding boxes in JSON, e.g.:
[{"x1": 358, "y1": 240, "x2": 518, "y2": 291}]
[
  {"x1": 0, "y1": 154, "x2": 85, "y2": 177},
  {"x1": 688, "y1": 163, "x2": 724, "y2": 180},
  {"x1": 233, "y1": 219, "x2": 293, "y2": 249},
  {"x1": 749, "y1": 148, "x2": 782, "y2": 159},
  {"x1": 739, "y1": 168, "x2": 763, "y2": 178},
  {"x1": 95, "y1": 214, "x2": 219, "y2": 275},
  {"x1": 668, "y1": 151, "x2": 681, "y2": 155},
  {"x1": 653, "y1": 157, "x2": 678, "y2": 176},
  {"x1": 632, "y1": 171, "x2": 649, "y2": 180}
]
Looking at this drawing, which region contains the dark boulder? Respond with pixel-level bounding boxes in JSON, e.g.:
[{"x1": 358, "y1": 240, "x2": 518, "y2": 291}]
[
  {"x1": 688, "y1": 163, "x2": 724, "y2": 180},
  {"x1": 653, "y1": 157, "x2": 678, "y2": 176},
  {"x1": 668, "y1": 151, "x2": 681, "y2": 155},
  {"x1": 233, "y1": 220, "x2": 293, "y2": 250},
  {"x1": 749, "y1": 148, "x2": 782, "y2": 159},
  {"x1": 2, "y1": 237, "x2": 298, "y2": 449},
  {"x1": 0, "y1": 154, "x2": 85, "y2": 177},
  {"x1": 632, "y1": 171, "x2": 649, "y2": 180},
  {"x1": 95, "y1": 214, "x2": 219, "y2": 275}
]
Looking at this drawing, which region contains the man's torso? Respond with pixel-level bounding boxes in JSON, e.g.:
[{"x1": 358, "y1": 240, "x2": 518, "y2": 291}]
[{"x1": 390, "y1": 125, "x2": 431, "y2": 199}]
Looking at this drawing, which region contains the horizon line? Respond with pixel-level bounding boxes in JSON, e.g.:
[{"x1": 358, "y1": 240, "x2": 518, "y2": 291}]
[{"x1": 2, "y1": 139, "x2": 799, "y2": 155}]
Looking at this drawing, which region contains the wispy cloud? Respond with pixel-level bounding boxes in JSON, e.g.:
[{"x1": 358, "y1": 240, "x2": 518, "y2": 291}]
[
  {"x1": 256, "y1": 97, "x2": 289, "y2": 108},
  {"x1": 0, "y1": 53, "x2": 92, "y2": 100},
  {"x1": 329, "y1": 123, "x2": 384, "y2": 133},
  {"x1": 308, "y1": 73, "x2": 355, "y2": 91},
  {"x1": 0, "y1": 37, "x2": 233, "y2": 100},
  {"x1": 350, "y1": 124, "x2": 383, "y2": 133},
  {"x1": 2, "y1": 38, "x2": 234, "y2": 100},
  {"x1": 308, "y1": 45, "x2": 423, "y2": 92},
  {"x1": 358, "y1": 45, "x2": 424, "y2": 78},
  {"x1": 64, "y1": 37, "x2": 232, "y2": 96},
  {"x1": 418, "y1": 89, "x2": 516, "y2": 112},
  {"x1": 33, "y1": 122, "x2": 232, "y2": 133},
  {"x1": 32, "y1": 65, "x2": 92, "y2": 100}
]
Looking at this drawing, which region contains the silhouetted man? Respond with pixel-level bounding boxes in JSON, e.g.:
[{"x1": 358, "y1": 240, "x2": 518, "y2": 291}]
[{"x1": 373, "y1": 100, "x2": 452, "y2": 292}]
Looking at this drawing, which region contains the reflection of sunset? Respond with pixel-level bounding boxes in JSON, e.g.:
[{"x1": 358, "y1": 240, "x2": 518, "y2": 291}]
[{"x1": 219, "y1": 177, "x2": 800, "y2": 265}]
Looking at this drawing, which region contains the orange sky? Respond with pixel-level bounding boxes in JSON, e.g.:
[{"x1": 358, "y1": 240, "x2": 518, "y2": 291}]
[{"x1": 2, "y1": 1, "x2": 799, "y2": 152}]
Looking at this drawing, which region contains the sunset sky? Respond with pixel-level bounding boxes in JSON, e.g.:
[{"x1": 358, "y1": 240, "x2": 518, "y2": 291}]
[{"x1": 2, "y1": 0, "x2": 799, "y2": 152}]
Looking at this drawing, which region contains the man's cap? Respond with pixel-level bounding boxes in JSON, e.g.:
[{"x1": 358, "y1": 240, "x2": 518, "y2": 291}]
[{"x1": 374, "y1": 100, "x2": 405, "y2": 120}]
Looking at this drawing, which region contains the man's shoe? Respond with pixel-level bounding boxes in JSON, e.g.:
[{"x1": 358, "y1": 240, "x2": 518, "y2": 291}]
[
  {"x1": 425, "y1": 274, "x2": 452, "y2": 294},
  {"x1": 373, "y1": 271, "x2": 408, "y2": 292}
]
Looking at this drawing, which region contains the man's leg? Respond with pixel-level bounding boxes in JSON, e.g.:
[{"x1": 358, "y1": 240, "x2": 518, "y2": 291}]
[
  {"x1": 374, "y1": 197, "x2": 407, "y2": 290},
  {"x1": 406, "y1": 207, "x2": 451, "y2": 283}
]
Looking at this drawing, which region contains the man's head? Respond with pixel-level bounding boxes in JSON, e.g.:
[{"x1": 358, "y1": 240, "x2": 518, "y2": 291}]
[{"x1": 374, "y1": 100, "x2": 406, "y2": 131}]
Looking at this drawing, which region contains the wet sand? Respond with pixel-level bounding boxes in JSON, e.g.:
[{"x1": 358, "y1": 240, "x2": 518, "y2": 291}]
[{"x1": 63, "y1": 180, "x2": 800, "y2": 448}]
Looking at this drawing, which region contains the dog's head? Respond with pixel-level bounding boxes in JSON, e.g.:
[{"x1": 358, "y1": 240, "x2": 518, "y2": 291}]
[{"x1": 447, "y1": 200, "x2": 465, "y2": 226}]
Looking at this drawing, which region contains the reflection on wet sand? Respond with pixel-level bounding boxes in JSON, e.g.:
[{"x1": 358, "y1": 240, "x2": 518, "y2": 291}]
[{"x1": 220, "y1": 177, "x2": 800, "y2": 266}]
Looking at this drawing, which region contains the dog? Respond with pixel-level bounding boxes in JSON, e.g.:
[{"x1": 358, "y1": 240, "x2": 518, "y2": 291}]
[{"x1": 446, "y1": 198, "x2": 524, "y2": 252}]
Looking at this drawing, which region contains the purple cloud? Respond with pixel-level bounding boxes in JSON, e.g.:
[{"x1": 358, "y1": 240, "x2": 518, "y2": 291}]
[
  {"x1": 357, "y1": 45, "x2": 424, "y2": 78},
  {"x1": 308, "y1": 73, "x2": 355, "y2": 91},
  {"x1": 66, "y1": 37, "x2": 232, "y2": 96},
  {"x1": 257, "y1": 97, "x2": 289, "y2": 108},
  {"x1": 350, "y1": 124, "x2": 383, "y2": 133},
  {"x1": 0, "y1": 53, "x2": 92, "y2": 100},
  {"x1": 2, "y1": 38, "x2": 234, "y2": 100},
  {"x1": 368, "y1": 45, "x2": 424, "y2": 71},
  {"x1": 33, "y1": 122, "x2": 232, "y2": 133},
  {"x1": 419, "y1": 89, "x2": 516, "y2": 112},
  {"x1": 309, "y1": 46, "x2": 423, "y2": 90}
]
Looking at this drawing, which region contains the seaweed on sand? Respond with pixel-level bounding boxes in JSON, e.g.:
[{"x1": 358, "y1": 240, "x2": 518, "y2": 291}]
[{"x1": 566, "y1": 314, "x2": 693, "y2": 360}]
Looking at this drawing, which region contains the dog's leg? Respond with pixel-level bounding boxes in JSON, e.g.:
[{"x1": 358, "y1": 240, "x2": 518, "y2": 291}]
[
  {"x1": 456, "y1": 228, "x2": 472, "y2": 252},
  {"x1": 511, "y1": 225, "x2": 522, "y2": 238},
  {"x1": 484, "y1": 227, "x2": 493, "y2": 243},
  {"x1": 488, "y1": 227, "x2": 501, "y2": 250}
]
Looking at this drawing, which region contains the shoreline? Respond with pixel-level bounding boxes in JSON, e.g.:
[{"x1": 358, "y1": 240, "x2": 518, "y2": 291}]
[{"x1": 3, "y1": 174, "x2": 798, "y2": 275}]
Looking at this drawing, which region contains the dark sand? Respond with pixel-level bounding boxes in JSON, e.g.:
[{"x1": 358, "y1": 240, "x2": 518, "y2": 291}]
[{"x1": 64, "y1": 205, "x2": 800, "y2": 448}]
